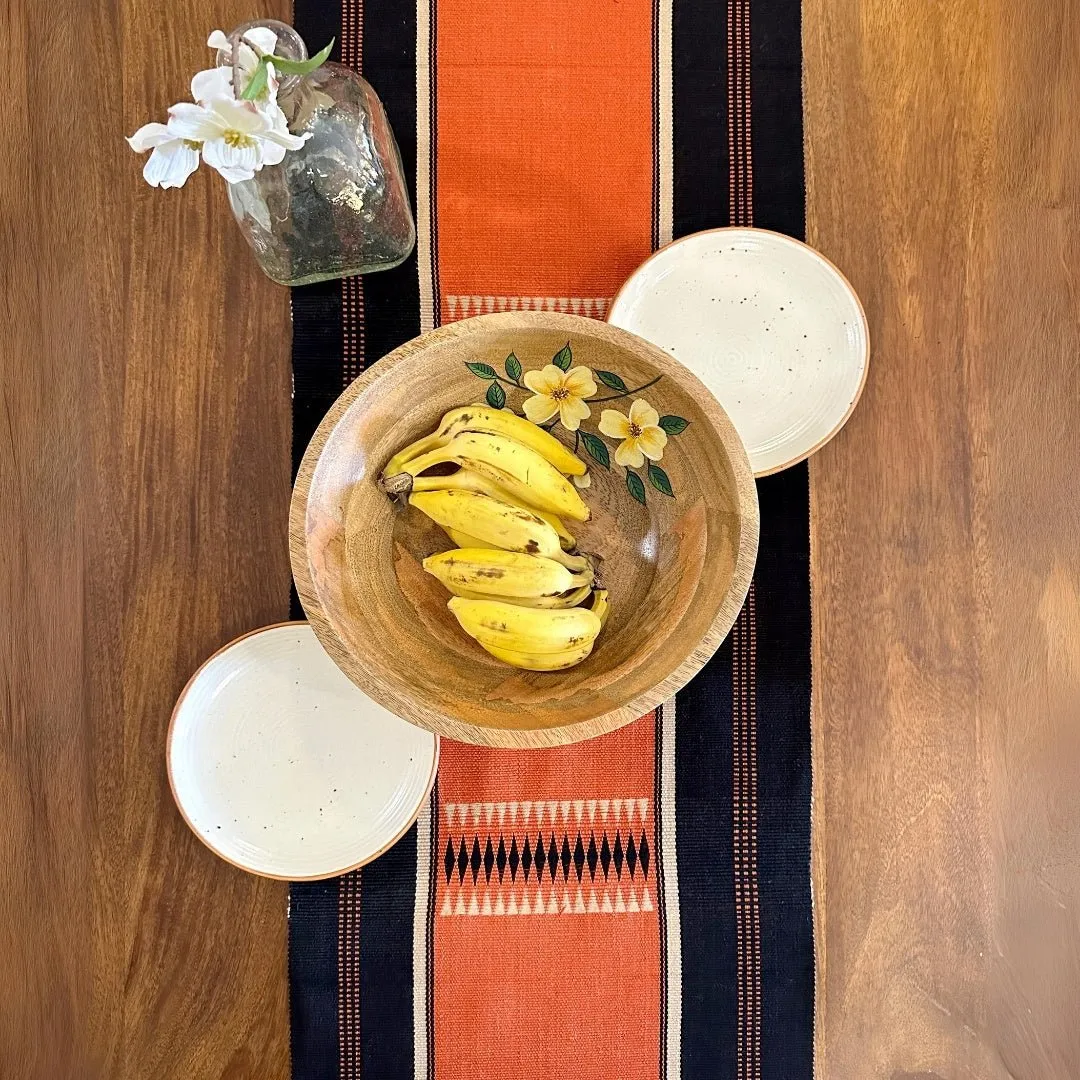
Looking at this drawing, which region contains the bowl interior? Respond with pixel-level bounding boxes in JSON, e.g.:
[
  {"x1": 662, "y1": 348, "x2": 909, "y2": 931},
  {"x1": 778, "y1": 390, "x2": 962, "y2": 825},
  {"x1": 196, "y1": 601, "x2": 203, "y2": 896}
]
[{"x1": 291, "y1": 312, "x2": 757, "y2": 747}]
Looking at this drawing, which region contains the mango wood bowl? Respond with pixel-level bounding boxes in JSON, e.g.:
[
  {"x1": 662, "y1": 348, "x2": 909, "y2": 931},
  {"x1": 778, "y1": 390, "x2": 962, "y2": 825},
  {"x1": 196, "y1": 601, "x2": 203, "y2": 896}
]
[{"x1": 290, "y1": 311, "x2": 758, "y2": 748}]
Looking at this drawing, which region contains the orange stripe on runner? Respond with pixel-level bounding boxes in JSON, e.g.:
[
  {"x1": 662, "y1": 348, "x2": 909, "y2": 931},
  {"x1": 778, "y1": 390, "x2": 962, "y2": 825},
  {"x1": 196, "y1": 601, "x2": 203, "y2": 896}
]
[
  {"x1": 435, "y1": 718, "x2": 661, "y2": 1080},
  {"x1": 434, "y1": 0, "x2": 656, "y2": 313}
]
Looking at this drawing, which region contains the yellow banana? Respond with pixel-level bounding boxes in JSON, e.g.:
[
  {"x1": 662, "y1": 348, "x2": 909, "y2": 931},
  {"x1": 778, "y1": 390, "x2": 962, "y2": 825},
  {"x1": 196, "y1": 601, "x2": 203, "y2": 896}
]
[
  {"x1": 413, "y1": 469, "x2": 575, "y2": 549},
  {"x1": 590, "y1": 588, "x2": 611, "y2": 627},
  {"x1": 403, "y1": 433, "x2": 590, "y2": 522},
  {"x1": 480, "y1": 639, "x2": 595, "y2": 671},
  {"x1": 411, "y1": 489, "x2": 589, "y2": 572},
  {"x1": 447, "y1": 597, "x2": 602, "y2": 654},
  {"x1": 410, "y1": 490, "x2": 563, "y2": 559},
  {"x1": 442, "y1": 526, "x2": 499, "y2": 550},
  {"x1": 383, "y1": 431, "x2": 442, "y2": 478},
  {"x1": 436, "y1": 405, "x2": 586, "y2": 476},
  {"x1": 446, "y1": 583, "x2": 594, "y2": 609},
  {"x1": 423, "y1": 548, "x2": 580, "y2": 599}
]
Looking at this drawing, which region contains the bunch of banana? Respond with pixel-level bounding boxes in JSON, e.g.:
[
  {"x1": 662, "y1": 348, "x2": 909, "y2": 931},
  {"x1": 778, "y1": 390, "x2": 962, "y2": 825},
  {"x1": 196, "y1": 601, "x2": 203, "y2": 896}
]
[{"x1": 379, "y1": 401, "x2": 612, "y2": 671}]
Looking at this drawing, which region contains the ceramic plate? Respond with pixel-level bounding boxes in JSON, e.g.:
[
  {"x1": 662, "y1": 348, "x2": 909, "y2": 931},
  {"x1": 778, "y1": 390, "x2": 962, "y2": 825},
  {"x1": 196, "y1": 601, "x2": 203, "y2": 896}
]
[
  {"x1": 608, "y1": 228, "x2": 869, "y2": 476},
  {"x1": 168, "y1": 622, "x2": 438, "y2": 879}
]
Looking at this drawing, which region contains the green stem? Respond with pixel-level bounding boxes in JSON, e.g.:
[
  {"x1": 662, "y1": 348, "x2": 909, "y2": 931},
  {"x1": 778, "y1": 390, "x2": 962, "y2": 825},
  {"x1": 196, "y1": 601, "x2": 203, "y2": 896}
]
[{"x1": 590, "y1": 373, "x2": 663, "y2": 402}]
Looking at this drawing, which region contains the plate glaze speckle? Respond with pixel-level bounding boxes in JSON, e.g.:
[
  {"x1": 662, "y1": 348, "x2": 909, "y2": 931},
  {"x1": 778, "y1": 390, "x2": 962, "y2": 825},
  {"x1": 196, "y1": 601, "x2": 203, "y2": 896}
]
[
  {"x1": 167, "y1": 623, "x2": 438, "y2": 879},
  {"x1": 608, "y1": 228, "x2": 869, "y2": 476}
]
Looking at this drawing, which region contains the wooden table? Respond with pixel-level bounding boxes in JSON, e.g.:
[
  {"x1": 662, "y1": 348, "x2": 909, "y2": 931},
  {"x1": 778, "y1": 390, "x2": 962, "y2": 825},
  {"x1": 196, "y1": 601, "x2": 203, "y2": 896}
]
[{"x1": 3, "y1": 0, "x2": 1077, "y2": 1076}]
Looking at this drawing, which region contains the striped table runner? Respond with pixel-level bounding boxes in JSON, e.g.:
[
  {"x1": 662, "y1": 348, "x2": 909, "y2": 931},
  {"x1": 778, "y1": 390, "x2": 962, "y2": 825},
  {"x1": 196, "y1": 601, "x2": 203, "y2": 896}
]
[{"x1": 289, "y1": 2, "x2": 812, "y2": 1078}]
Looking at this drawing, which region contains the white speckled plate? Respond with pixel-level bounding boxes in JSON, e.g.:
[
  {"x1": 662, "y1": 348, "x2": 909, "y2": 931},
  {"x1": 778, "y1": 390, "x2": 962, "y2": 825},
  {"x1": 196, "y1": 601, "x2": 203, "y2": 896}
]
[
  {"x1": 167, "y1": 622, "x2": 438, "y2": 879},
  {"x1": 608, "y1": 228, "x2": 869, "y2": 476}
]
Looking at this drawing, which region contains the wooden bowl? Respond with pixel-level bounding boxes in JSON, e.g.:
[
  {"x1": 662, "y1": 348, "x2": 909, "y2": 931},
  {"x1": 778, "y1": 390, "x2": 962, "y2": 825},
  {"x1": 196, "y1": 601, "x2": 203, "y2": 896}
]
[{"x1": 290, "y1": 312, "x2": 758, "y2": 748}]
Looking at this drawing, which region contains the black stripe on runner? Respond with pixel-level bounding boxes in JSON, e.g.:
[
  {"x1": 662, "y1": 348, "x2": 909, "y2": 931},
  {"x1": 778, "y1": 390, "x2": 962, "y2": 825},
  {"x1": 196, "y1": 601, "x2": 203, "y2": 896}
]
[
  {"x1": 288, "y1": 881, "x2": 341, "y2": 1080},
  {"x1": 748, "y1": 0, "x2": 805, "y2": 240},
  {"x1": 361, "y1": 0, "x2": 422, "y2": 362},
  {"x1": 675, "y1": 638, "x2": 738, "y2": 1079},
  {"x1": 672, "y1": 0, "x2": 729, "y2": 239},
  {"x1": 290, "y1": 0, "x2": 346, "y2": 621},
  {"x1": 358, "y1": 826, "x2": 419, "y2": 1077},
  {"x1": 755, "y1": 463, "x2": 813, "y2": 1080}
]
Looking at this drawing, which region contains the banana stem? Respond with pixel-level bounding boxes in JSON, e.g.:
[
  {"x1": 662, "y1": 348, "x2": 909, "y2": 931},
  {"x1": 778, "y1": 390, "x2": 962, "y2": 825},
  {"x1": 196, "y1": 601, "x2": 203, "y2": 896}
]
[{"x1": 379, "y1": 472, "x2": 415, "y2": 506}]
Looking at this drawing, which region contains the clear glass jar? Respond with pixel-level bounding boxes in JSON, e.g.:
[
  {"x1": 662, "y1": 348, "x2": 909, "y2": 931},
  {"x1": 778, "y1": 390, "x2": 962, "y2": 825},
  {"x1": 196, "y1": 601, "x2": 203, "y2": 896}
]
[{"x1": 220, "y1": 20, "x2": 415, "y2": 286}]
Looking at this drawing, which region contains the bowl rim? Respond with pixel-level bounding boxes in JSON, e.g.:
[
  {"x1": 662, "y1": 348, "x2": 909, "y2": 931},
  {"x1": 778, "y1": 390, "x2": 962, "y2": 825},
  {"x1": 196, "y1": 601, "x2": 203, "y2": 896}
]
[
  {"x1": 608, "y1": 225, "x2": 871, "y2": 477},
  {"x1": 290, "y1": 310, "x2": 759, "y2": 748}
]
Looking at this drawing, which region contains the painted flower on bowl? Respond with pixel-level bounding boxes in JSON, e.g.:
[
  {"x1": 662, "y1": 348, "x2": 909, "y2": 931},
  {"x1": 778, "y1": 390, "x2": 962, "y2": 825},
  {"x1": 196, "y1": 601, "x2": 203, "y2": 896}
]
[
  {"x1": 599, "y1": 398, "x2": 668, "y2": 467},
  {"x1": 522, "y1": 364, "x2": 597, "y2": 431}
]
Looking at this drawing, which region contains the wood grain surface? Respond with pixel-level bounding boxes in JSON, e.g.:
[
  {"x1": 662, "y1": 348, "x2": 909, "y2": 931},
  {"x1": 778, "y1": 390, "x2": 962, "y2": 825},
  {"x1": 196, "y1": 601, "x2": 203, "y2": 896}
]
[
  {"x1": 4, "y1": 0, "x2": 1079, "y2": 1075},
  {"x1": 0, "y1": 0, "x2": 293, "y2": 1077},
  {"x1": 805, "y1": 1, "x2": 1080, "y2": 1077}
]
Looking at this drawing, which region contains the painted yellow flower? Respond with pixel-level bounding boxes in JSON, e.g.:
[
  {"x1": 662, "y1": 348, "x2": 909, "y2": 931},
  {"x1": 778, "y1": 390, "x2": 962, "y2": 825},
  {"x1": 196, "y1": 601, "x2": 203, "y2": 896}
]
[
  {"x1": 599, "y1": 398, "x2": 668, "y2": 468},
  {"x1": 522, "y1": 364, "x2": 597, "y2": 431}
]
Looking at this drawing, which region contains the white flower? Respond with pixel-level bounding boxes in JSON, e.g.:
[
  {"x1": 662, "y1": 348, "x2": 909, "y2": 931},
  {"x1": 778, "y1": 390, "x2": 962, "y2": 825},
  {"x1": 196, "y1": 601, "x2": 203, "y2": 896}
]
[
  {"x1": 125, "y1": 122, "x2": 201, "y2": 188},
  {"x1": 166, "y1": 98, "x2": 309, "y2": 184},
  {"x1": 193, "y1": 27, "x2": 280, "y2": 104}
]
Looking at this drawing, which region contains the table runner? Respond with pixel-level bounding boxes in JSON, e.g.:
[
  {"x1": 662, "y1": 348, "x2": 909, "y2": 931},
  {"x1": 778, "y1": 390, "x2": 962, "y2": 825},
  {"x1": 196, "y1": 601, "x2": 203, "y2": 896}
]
[{"x1": 288, "y1": 2, "x2": 812, "y2": 1077}]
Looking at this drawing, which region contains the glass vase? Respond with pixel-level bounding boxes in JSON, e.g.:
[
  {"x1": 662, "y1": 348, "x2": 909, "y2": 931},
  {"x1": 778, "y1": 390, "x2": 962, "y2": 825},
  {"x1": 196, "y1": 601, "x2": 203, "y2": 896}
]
[{"x1": 220, "y1": 20, "x2": 415, "y2": 286}]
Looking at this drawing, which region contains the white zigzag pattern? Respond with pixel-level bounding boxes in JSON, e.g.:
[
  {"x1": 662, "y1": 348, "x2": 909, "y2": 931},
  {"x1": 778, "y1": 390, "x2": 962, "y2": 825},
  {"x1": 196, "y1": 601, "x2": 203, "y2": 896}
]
[
  {"x1": 439, "y1": 883, "x2": 655, "y2": 917},
  {"x1": 443, "y1": 798, "x2": 650, "y2": 829},
  {"x1": 445, "y1": 295, "x2": 611, "y2": 321}
]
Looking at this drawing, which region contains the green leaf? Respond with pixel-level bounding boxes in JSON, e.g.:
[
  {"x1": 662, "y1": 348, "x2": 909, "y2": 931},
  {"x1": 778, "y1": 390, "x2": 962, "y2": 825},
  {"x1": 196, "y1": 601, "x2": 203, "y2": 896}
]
[
  {"x1": 267, "y1": 38, "x2": 335, "y2": 74},
  {"x1": 239, "y1": 39, "x2": 335, "y2": 101},
  {"x1": 552, "y1": 342, "x2": 572, "y2": 371},
  {"x1": 647, "y1": 463, "x2": 675, "y2": 497},
  {"x1": 595, "y1": 370, "x2": 628, "y2": 393},
  {"x1": 580, "y1": 431, "x2": 610, "y2": 469},
  {"x1": 485, "y1": 381, "x2": 506, "y2": 409},
  {"x1": 465, "y1": 361, "x2": 498, "y2": 380},
  {"x1": 239, "y1": 62, "x2": 271, "y2": 101},
  {"x1": 658, "y1": 414, "x2": 690, "y2": 435},
  {"x1": 626, "y1": 469, "x2": 647, "y2": 505},
  {"x1": 504, "y1": 352, "x2": 522, "y2": 381}
]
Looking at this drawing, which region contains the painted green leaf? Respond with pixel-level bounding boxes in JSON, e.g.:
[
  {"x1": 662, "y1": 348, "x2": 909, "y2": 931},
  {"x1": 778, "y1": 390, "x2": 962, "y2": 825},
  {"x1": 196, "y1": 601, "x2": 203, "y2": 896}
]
[
  {"x1": 658, "y1": 414, "x2": 690, "y2": 435},
  {"x1": 465, "y1": 361, "x2": 498, "y2": 379},
  {"x1": 485, "y1": 381, "x2": 506, "y2": 409},
  {"x1": 595, "y1": 370, "x2": 628, "y2": 393},
  {"x1": 504, "y1": 352, "x2": 522, "y2": 381},
  {"x1": 626, "y1": 469, "x2": 647, "y2": 506},
  {"x1": 647, "y1": 463, "x2": 675, "y2": 497},
  {"x1": 580, "y1": 431, "x2": 610, "y2": 469},
  {"x1": 552, "y1": 342, "x2": 573, "y2": 371}
]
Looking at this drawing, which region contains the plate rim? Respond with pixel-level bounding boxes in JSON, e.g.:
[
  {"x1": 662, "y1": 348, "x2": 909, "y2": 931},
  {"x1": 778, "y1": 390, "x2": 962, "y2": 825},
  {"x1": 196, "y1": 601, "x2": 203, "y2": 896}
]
[
  {"x1": 607, "y1": 225, "x2": 871, "y2": 477},
  {"x1": 166, "y1": 620, "x2": 440, "y2": 881}
]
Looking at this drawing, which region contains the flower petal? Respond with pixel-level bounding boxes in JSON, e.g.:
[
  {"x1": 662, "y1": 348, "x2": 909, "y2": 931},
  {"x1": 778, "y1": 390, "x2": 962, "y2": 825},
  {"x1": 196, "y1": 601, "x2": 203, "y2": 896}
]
[
  {"x1": 523, "y1": 364, "x2": 565, "y2": 396},
  {"x1": 209, "y1": 97, "x2": 268, "y2": 133},
  {"x1": 637, "y1": 425, "x2": 668, "y2": 461},
  {"x1": 629, "y1": 398, "x2": 660, "y2": 429},
  {"x1": 242, "y1": 26, "x2": 279, "y2": 55},
  {"x1": 167, "y1": 102, "x2": 220, "y2": 140},
  {"x1": 572, "y1": 471, "x2": 591, "y2": 489},
  {"x1": 202, "y1": 136, "x2": 262, "y2": 183},
  {"x1": 207, "y1": 30, "x2": 231, "y2": 50},
  {"x1": 191, "y1": 66, "x2": 234, "y2": 103},
  {"x1": 563, "y1": 366, "x2": 597, "y2": 398},
  {"x1": 558, "y1": 396, "x2": 591, "y2": 431},
  {"x1": 614, "y1": 438, "x2": 645, "y2": 468},
  {"x1": 522, "y1": 394, "x2": 560, "y2": 425},
  {"x1": 142, "y1": 142, "x2": 200, "y2": 188},
  {"x1": 126, "y1": 121, "x2": 173, "y2": 152},
  {"x1": 598, "y1": 408, "x2": 631, "y2": 440}
]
